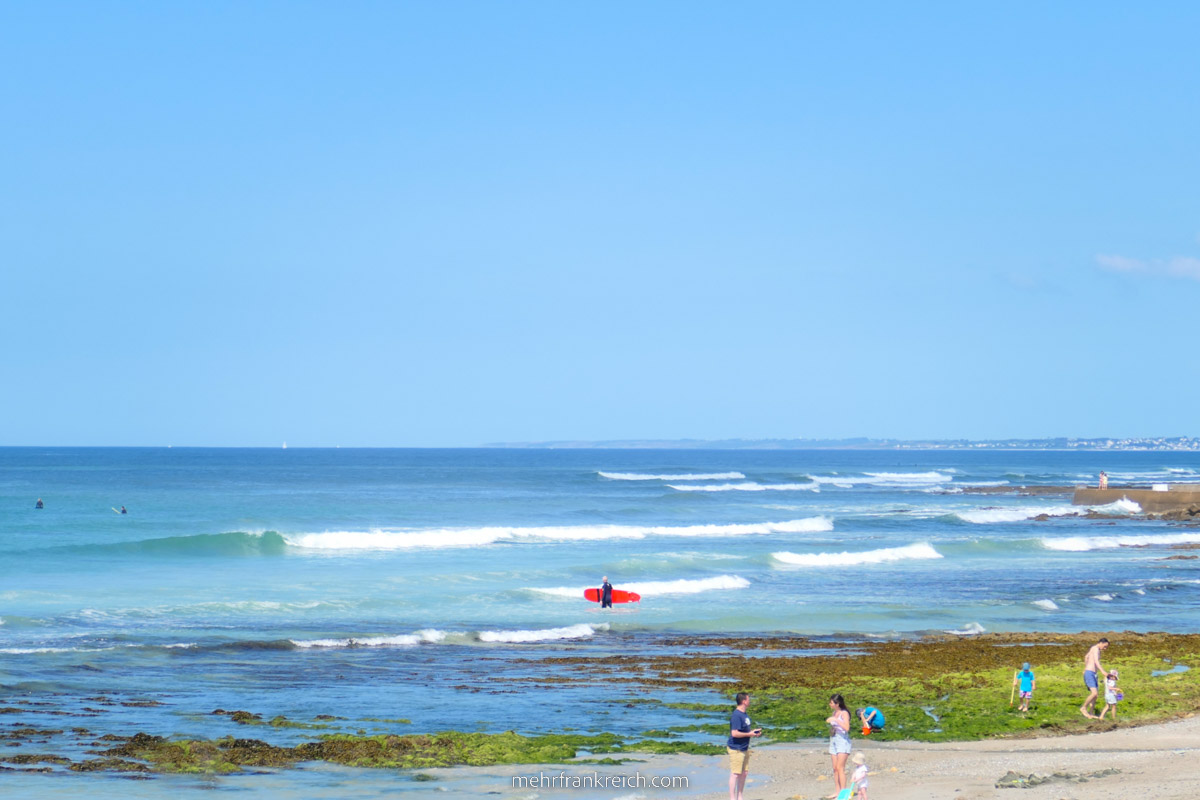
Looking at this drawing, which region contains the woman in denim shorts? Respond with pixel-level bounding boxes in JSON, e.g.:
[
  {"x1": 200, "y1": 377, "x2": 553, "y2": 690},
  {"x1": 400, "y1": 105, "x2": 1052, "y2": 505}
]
[{"x1": 826, "y1": 693, "x2": 852, "y2": 794}]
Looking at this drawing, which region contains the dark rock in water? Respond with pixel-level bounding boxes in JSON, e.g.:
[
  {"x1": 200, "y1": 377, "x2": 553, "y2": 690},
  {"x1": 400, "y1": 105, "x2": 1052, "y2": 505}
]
[
  {"x1": 1160, "y1": 555, "x2": 1198, "y2": 561},
  {"x1": 1, "y1": 754, "x2": 72, "y2": 766},
  {"x1": 70, "y1": 757, "x2": 152, "y2": 773},
  {"x1": 229, "y1": 711, "x2": 263, "y2": 724}
]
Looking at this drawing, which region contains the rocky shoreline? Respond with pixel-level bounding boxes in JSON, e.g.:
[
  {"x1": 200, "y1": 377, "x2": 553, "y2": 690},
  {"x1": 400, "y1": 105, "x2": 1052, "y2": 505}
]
[{"x1": 4, "y1": 632, "x2": 1198, "y2": 777}]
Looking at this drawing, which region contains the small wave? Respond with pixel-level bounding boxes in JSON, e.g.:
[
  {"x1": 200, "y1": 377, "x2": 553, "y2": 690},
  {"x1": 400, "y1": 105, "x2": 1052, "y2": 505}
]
[
  {"x1": 283, "y1": 518, "x2": 832, "y2": 552},
  {"x1": 667, "y1": 482, "x2": 819, "y2": 493},
  {"x1": 945, "y1": 622, "x2": 986, "y2": 636},
  {"x1": 1032, "y1": 599, "x2": 1059, "y2": 611},
  {"x1": 478, "y1": 623, "x2": 607, "y2": 643},
  {"x1": 1042, "y1": 532, "x2": 1200, "y2": 552},
  {"x1": 599, "y1": 471, "x2": 745, "y2": 481},
  {"x1": 529, "y1": 575, "x2": 750, "y2": 598},
  {"x1": 291, "y1": 630, "x2": 447, "y2": 649},
  {"x1": 771, "y1": 542, "x2": 942, "y2": 567},
  {"x1": 808, "y1": 471, "x2": 953, "y2": 488},
  {"x1": 1092, "y1": 594, "x2": 1115, "y2": 602},
  {"x1": 955, "y1": 505, "x2": 1079, "y2": 524}
]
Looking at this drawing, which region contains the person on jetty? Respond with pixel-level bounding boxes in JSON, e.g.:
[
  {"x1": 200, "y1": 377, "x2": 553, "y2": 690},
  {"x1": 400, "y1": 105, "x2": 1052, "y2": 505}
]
[
  {"x1": 35, "y1": 498, "x2": 44, "y2": 509},
  {"x1": 857, "y1": 705, "x2": 885, "y2": 734},
  {"x1": 1100, "y1": 669, "x2": 1123, "y2": 720},
  {"x1": 1080, "y1": 637, "x2": 1110, "y2": 719},
  {"x1": 1099, "y1": 471, "x2": 1108, "y2": 489},
  {"x1": 1014, "y1": 662, "x2": 1036, "y2": 712},
  {"x1": 851, "y1": 751, "x2": 870, "y2": 800},
  {"x1": 827, "y1": 693, "x2": 852, "y2": 796},
  {"x1": 600, "y1": 576, "x2": 613, "y2": 609},
  {"x1": 726, "y1": 691, "x2": 761, "y2": 800}
]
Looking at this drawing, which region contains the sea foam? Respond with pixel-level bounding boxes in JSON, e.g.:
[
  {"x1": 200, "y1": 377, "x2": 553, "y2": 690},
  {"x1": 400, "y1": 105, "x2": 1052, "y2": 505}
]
[
  {"x1": 771, "y1": 542, "x2": 942, "y2": 567},
  {"x1": 1032, "y1": 599, "x2": 1060, "y2": 611}
]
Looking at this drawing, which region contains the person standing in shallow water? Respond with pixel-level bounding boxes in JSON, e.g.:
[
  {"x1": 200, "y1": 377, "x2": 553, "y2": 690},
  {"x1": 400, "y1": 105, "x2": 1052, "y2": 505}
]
[
  {"x1": 600, "y1": 576, "x2": 613, "y2": 609},
  {"x1": 827, "y1": 693, "x2": 852, "y2": 796}
]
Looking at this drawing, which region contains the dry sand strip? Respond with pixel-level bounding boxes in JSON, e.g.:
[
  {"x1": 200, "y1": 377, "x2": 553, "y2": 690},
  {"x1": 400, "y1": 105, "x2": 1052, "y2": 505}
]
[{"x1": 694, "y1": 715, "x2": 1200, "y2": 800}]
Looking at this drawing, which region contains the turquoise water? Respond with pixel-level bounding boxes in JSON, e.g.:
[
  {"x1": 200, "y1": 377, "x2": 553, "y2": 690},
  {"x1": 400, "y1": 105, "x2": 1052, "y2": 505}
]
[{"x1": 2, "y1": 447, "x2": 1199, "y2": 796}]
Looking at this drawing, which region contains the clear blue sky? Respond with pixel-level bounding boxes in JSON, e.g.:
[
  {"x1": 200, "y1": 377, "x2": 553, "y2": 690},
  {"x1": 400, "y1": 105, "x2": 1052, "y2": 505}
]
[{"x1": 2, "y1": 2, "x2": 1197, "y2": 446}]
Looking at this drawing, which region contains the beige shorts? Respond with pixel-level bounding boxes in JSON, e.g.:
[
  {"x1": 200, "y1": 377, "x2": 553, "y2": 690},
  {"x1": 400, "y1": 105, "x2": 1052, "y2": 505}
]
[{"x1": 727, "y1": 747, "x2": 751, "y2": 773}]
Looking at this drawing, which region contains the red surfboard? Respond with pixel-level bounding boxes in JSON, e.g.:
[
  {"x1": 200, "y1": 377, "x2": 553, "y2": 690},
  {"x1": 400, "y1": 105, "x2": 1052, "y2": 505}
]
[{"x1": 584, "y1": 588, "x2": 640, "y2": 604}]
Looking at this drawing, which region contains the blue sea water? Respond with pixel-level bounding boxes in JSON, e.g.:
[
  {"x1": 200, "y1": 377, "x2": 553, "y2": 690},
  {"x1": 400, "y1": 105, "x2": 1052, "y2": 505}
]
[{"x1": 2, "y1": 447, "x2": 1199, "y2": 797}]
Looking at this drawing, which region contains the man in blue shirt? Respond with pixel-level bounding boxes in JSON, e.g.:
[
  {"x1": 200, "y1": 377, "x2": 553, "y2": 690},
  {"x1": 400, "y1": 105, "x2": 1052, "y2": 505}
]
[{"x1": 727, "y1": 692, "x2": 762, "y2": 800}]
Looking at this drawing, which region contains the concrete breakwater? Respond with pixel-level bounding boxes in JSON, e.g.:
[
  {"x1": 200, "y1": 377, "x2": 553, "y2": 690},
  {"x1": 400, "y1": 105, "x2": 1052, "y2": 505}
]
[{"x1": 1073, "y1": 486, "x2": 1200, "y2": 515}]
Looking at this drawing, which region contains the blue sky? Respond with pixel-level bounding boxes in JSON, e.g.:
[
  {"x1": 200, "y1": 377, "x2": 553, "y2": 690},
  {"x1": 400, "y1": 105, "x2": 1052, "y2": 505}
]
[{"x1": 2, "y1": 2, "x2": 1197, "y2": 446}]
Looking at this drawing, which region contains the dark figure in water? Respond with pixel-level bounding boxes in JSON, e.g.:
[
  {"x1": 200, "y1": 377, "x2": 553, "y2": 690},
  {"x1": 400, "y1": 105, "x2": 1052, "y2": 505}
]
[
  {"x1": 120, "y1": 506, "x2": 127, "y2": 514},
  {"x1": 35, "y1": 498, "x2": 43, "y2": 509},
  {"x1": 601, "y1": 576, "x2": 613, "y2": 609}
]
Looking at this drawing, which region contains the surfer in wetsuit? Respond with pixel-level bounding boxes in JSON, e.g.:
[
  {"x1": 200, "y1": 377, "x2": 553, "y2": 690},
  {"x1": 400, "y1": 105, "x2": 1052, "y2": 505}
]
[
  {"x1": 35, "y1": 498, "x2": 44, "y2": 509},
  {"x1": 120, "y1": 506, "x2": 127, "y2": 514},
  {"x1": 601, "y1": 576, "x2": 613, "y2": 609}
]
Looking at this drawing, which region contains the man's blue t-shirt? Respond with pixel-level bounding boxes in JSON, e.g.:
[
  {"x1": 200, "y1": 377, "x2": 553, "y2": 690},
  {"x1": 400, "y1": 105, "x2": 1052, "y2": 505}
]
[
  {"x1": 863, "y1": 706, "x2": 885, "y2": 729},
  {"x1": 727, "y1": 709, "x2": 752, "y2": 750},
  {"x1": 1019, "y1": 670, "x2": 1035, "y2": 692}
]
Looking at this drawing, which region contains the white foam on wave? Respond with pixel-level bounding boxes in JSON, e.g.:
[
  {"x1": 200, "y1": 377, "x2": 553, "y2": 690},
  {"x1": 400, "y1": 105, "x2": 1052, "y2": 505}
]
[
  {"x1": 1032, "y1": 599, "x2": 1059, "y2": 611},
  {"x1": 668, "y1": 482, "x2": 819, "y2": 493},
  {"x1": 1090, "y1": 498, "x2": 1142, "y2": 514},
  {"x1": 1041, "y1": 532, "x2": 1200, "y2": 552},
  {"x1": 1092, "y1": 594, "x2": 1115, "y2": 602},
  {"x1": 956, "y1": 504, "x2": 1078, "y2": 524},
  {"x1": 771, "y1": 542, "x2": 942, "y2": 567},
  {"x1": 808, "y1": 471, "x2": 954, "y2": 488},
  {"x1": 945, "y1": 622, "x2": 986, "y2": 636},
  {"x1": 478, "y1": 623, "x2": 608, "y2": 643},
  {"x1": 529, "y1": 575, "x2": 750, "y2": 599},
  {"x1": 599, "y1": 471, "x2": 745, "y2": 481},
  {"x1": 282, "y1": 518, "x2": 833, "y2": 552},
  {"x1": 291, "y1": 629, "x2": 448, "y2": 649}
]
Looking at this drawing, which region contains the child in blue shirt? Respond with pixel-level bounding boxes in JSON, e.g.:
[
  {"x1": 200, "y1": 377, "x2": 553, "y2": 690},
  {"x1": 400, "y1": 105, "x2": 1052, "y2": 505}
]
[{"x1": 1014, "y1": 662, "x2": 1036, "y2": 712}]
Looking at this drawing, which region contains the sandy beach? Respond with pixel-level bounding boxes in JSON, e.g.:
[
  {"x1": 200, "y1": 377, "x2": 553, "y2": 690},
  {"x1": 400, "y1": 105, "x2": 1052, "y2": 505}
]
[{"x1": 697, "y1": 715, "x2": 1200, "y2": 800}]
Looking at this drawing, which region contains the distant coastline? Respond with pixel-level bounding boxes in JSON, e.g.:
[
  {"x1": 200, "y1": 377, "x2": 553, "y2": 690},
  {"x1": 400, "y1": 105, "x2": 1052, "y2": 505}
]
[{"x1": 483, "y1": 436, "x2": 1200, "y2": 451}]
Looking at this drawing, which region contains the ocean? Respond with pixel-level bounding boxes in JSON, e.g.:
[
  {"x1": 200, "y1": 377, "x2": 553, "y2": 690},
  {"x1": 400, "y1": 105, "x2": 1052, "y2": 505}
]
[{"x1": 2, "y1": 447, "x2": 1199, "y2": 797}]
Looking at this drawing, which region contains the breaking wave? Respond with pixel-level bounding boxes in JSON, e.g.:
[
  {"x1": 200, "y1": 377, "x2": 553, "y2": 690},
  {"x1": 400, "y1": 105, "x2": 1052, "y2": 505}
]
[
  {"x1": 771, "y1": 542, "x2": 943, "y2": 567},
  {"x1": 808, "y1": 471, "x2": 954, "y2": 488},
  {"x1": 668, "y1": 482, "x2": 819, "y2": 492},
  {"x1": 282, "y1": 518, "x2": 834, "y2": 552},
  {"x1": 291, "y1": 630, "x2": 448, "y2": 648},
  {"x1": 478, "y1": 623, "x2": 608, "y2": 643},
  {"x1": 945, "y1": 622, "x2": 986, "y2": 636},
  {"x1": 955, "y1": 505, "x2": 1079, "y2": 524},
  {"x1": 1032, "y1": 599, "x2": 1060, "y2": 611},
  {"x1": 1041, "y1": 532, "x2": 1200, "y2": 552},
  {"x1": 528, "y1": 575, "x2": 750, "y2": 598}
]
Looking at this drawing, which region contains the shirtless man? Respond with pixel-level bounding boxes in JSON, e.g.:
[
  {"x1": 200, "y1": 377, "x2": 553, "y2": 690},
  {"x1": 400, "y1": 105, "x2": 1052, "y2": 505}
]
[{"x1": 1080, "y1": 637, "x2": 1110, "y2": 718}]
